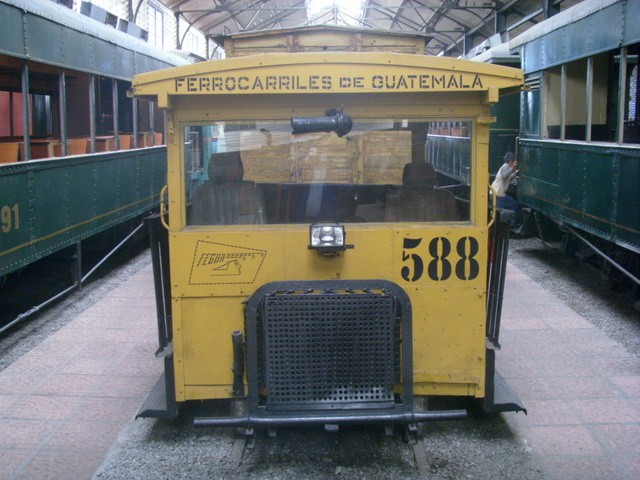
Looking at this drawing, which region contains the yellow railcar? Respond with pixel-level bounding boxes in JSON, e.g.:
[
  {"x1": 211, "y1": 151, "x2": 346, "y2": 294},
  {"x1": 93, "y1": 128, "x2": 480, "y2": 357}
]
[{"x1": 133, "y1": 26, "x2": 525, "y2": 437}]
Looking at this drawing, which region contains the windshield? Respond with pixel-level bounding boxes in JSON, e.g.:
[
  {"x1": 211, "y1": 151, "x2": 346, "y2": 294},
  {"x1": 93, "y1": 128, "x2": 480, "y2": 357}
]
[{"x1": 184, "y1": 117, "x2": 471, "y2": 226}]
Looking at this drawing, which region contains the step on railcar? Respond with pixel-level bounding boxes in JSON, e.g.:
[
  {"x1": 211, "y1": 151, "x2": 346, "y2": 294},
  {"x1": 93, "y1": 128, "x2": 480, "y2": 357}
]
[{"x1": 133, "y1": 26, "x2": 526, "y2": 437}]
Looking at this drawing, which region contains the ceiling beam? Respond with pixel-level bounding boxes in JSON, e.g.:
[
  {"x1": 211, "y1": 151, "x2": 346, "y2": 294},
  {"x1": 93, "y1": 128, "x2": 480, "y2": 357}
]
[
  {"x1": 191, "y1": 0, "x2": 268, "y2": 32},
  {"x1": 364, "y1": 0, "x2": 431, "y2": 31},
  {"x1": 441, "y1": 0, "x2": 564, "y2": 56},
  {"x1": 246, "y1": 0, "x2": 308, "y2": 32}
]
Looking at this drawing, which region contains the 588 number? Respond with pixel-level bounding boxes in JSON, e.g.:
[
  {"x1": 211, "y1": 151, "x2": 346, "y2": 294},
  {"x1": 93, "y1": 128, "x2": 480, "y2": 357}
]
[{"x1": 401, "y1": 236, "x2": 479, "y2": 282}]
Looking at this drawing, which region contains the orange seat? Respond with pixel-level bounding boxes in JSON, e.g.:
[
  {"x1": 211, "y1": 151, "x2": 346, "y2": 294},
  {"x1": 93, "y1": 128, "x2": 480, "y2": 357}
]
[
  {"x1": 104, "y1": 135, "x2": 133, "y2": 151},
  {"x1": 68, "y1": 138, "x2": 89, "y2": 155},
  {"x1": 118, "y1": 134, "x2": 133, "y2": 150},
  {"x1": 137, "y1": 132, "x2": 151, "y2": 147},
  {"x1": 53, "y1": 138, "x2": 89, "y2": 157},
  {"x1": 137, "y1": 132, "x2": 163, "y2": 147},
  {"x1": 29, "y1": 141, "x2": 55, "y2": 159},
  {"x1": 0, "y1": 142, "x2": 20, "y2": 164},
  {"x1": 95, "y1": 136, "x2": 112, "y2": 152}
]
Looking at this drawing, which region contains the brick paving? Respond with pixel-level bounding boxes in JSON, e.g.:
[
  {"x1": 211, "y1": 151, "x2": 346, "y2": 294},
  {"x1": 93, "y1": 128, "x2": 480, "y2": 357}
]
[
  {"x1": 0, "y1": 261, "x2": 638, "y2": 479},
  {"x1": 499, "y1": 263, "x2": 640, "y2": 480},
  {"x1": 0, "y1": 265, "x2": 161, "y2": 480}
]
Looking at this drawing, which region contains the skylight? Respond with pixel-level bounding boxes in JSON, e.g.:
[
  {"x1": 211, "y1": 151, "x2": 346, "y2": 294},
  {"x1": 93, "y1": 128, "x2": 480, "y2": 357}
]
[{"x1": 306, "y1": 0, "x2": 366, "y2": 27}]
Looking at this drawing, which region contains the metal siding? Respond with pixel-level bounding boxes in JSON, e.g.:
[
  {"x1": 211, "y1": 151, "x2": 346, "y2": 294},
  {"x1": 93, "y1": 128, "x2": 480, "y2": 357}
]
[
  {"x1": 67, "y1": 26, "x2": 106, "y2": 75},
  {"x1": 0, "y1": 3, "x2": 25, "y2": 58},
  {"x1": 518, "y1": 141, "x2": 560, "y2": 216},
  {"x1": 580, "y1": 6, "x2": 622, "y2": 60},
  {"x1": 0, "y1": 1, "x2": 186, "y2": 80},
  {"x1": 521, "y1": 2, "x2": 625, "y2": 74},
  {"x1": 490, "y1": 93, "x2": 520, "y2": 171},
  {"x1": 557, "y1": 148, "x2": 615, "y2": 240},
  {"x1": 582, "y1": 149, "x2": 615, "y2": 236},
  {"x1": 135, "y1": 52, "x2": 176, "y2": 77},
  {"x1": 427, "y1": 135, "x2": 471, "y2": 184},
  {"x1": 521, "y1": 39, "x2": 543, "y2": 74},
  {"x1": 0, "y1": 174, "x2": 31, "y2": 275},
  {"x1": 116, "y1": 48, "x2": 137, "y2": 80},
  {"x1": 135, "y1": 52, "x2": 151, "y2": 76},
  {"x1": 616, "y1": 149, "x2": 640, "y2": 251},
  {"x1": 519, "y1": 140, "x2": 640, "y2": 253},
  {"x1": 30, "y1": 162, "x2": 72, "y2": 249},
  {"x1": 623, "y1": 0, "x2": 640, "y2": 46},
  {"x1": 0, "y1": 148, "x2": 167, "y2": 277},
  {"x1": 492, "y1": 92, "x2": 520, "y2": 130},
  {"x1": 93, "y1": 40, "x2": 119, "y2": 79},
  {"x1": 563, "y1": 19, "x2": 582, "y2": 64},
  {"x1": 25, "y1": 13, "x2": 65, "y2": 67},
  {"x1": 544, "y1": 29, "x2": 566, "y2": 70},
  {"x1": 557, "y1": 148, "x2": 585, "y2": 227}
]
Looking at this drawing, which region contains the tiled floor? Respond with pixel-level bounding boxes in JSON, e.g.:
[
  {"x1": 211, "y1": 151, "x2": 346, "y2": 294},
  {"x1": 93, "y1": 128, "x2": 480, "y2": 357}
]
[
  {"x1": 498, "y1": 264, "x2": 640, "y2": 480},
  {"x1": 0, "y1": 265, "x2": 161, "y2": 480},
  {"x1": 0, "y1": 261, "x2": 638, "y2": 479}
]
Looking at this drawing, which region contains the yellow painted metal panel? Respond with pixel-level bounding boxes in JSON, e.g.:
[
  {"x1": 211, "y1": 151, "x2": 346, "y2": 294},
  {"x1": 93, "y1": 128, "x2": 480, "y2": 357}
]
[
  {"x1": 132, "y1": 53, "x2": 523, "y2": 99},
  {"x1": 414, "y1": 382, "x2": 479, "y2": 397},
  {"x1": 172, "y1": 225, "x2": 490, "y2": 399},
  {"x1": 224, "y1": 32, "x2": 422, "y2": 55},
  {"x1": 410, "y1": 285, "x2": 486, "y2": 396},
  {"x1": 169, "y1": 226, "x2": 487, "y2": 293},
  {"x1": 172, "y1": 297, "x2": 185, "y2": 401},
  {"x1": 172, "y1": 94, "x2": 487, "y2": 126},
  {"x1": 216, "y1": 27, "x2": 427, "y2": 57},
  {"x1": 181, "y1": 297, "x2": 244, "y2": 384},
  {"x1": 169, "y1": 229, "x2": 284, "y2": 297},
  {"x1": 185, "y1": 385, "x2": 236, "y2": 400}
]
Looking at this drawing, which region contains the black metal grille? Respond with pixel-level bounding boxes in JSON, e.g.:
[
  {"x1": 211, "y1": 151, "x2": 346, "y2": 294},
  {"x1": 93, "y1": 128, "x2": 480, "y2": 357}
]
[{"x1": 256, "y1": 290, "x2": 400, "y2": 409}]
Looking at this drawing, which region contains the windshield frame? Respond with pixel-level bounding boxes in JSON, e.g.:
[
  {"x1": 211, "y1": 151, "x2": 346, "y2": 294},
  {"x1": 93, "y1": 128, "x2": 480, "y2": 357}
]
[{"x1": 179, "y1": 114, "x2": 476, "y2": 229}]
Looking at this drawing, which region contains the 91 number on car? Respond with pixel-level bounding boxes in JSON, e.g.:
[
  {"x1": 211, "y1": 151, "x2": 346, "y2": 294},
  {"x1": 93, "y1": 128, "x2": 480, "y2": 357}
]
[{"x1": 1, "y1": 204, "x2": 20, "y2": 233}]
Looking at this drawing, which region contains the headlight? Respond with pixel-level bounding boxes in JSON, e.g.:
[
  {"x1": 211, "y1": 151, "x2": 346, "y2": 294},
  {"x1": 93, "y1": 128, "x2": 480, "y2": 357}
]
[{"x1": 309, "y1": 223, "x2": 353, "y2": 254}]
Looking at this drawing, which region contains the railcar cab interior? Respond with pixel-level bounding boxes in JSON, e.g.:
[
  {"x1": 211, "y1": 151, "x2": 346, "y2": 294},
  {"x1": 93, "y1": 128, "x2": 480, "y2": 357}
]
[{"x1": 184, "y1": 117, "x2": 468, "y2": 228}]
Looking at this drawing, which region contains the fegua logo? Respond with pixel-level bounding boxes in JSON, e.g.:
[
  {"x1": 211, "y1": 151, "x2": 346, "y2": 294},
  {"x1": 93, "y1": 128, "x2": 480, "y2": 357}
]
[{"x1": 189, "y1": 241, "x2": 266, "y2": 285}]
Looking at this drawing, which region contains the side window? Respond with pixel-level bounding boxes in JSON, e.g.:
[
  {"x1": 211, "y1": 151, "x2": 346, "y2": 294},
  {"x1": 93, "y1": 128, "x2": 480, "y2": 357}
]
[
  {"x1": 148, "y1": 3, "x2": 164, "y2": 49},
  {"x1": 521, "y1": 75, "x2": 541, "y2": 138}
]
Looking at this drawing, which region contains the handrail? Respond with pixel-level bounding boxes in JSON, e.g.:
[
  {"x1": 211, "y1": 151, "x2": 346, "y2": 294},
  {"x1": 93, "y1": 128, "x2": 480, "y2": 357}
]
[
  {"x1": 159, "y1": 185, "x2": 169, "y2": 230},
  {"x1": 488, "y1": 184, "x2": 498, "y2": 228}
]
